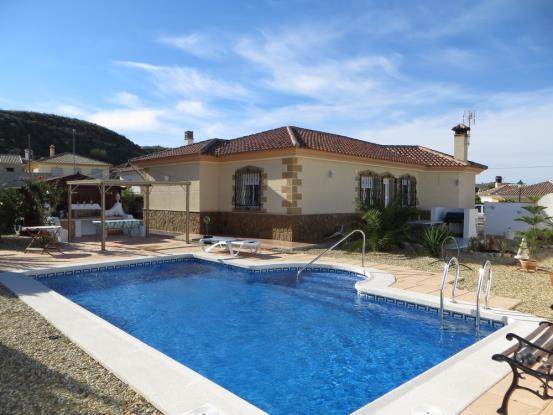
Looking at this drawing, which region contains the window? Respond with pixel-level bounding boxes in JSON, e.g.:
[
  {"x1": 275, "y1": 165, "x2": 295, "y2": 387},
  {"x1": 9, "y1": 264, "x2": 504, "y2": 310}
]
[
  {"x1": 50, "y1": 167, "x2": 63, "y2": 176},
  {"x1": 234, "y1": 167, "x2": 262, "y2": 209},
  {"x1": 359, "y1": 172, "x2": 381, "y2": 207},
  {"x1": 91, "y1": 168, "x2": 103, "y2": 178},
  {"x1": 399, "y1": 176, "x2": 417, "y2": 207},
  {"x1": 5, "y1": 167, "x2": 14, "y2": 172}
]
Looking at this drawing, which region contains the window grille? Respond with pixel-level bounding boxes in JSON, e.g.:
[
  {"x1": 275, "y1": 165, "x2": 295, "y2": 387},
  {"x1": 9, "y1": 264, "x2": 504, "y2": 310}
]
[
  {"x1": 399, "y1": 176, "x2": 417, "y2": 207},
  {"x1": 360, "y1": 173, "x2": 382, "y2": 207},
  {"x1": 234, "y1": 169, "x2": 261, "y2": 208}
]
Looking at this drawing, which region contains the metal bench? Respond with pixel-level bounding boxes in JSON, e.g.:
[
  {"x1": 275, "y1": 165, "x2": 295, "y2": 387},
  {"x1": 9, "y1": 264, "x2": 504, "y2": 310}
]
[{"x1": 492, "y1": 305, "x2": 552, "y2": 414}]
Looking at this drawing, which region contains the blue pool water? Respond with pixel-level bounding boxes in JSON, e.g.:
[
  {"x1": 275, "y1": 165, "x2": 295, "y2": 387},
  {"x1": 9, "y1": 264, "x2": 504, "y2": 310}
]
[{"x1": 39, "y1": 260, "x2": 497, "y2": 414}]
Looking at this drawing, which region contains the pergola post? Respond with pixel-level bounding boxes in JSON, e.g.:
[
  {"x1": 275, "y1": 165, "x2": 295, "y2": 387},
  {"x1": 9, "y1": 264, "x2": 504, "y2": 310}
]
[
  {"x1": 185, "y1": 183, "x2": 190, "y2": 244},
  {"x1": 67, "y1": 184, "x2": 72, "y2": 242},
  {"x1": 100, "y1": 182, "x2": 106, "y2": 251},
  {"x1": 144, "y1": 185, "x2": 150, "y2": 237}
]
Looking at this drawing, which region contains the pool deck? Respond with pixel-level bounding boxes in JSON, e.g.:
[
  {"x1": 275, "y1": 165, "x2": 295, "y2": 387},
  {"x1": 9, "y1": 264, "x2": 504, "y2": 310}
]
[{"x1": 1, "y1": 234, "x2": 551, "y2": 415}]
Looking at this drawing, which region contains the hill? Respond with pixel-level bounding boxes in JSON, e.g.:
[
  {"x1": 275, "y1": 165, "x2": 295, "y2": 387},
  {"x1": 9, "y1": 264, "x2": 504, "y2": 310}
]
[{"x1": 0, "y1": 110, "x2": 147, "y2": 165}]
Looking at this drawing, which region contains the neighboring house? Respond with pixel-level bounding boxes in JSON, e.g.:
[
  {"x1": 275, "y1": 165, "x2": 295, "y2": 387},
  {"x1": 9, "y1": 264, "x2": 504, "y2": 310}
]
[
  {"x1": 130, "y1": 124, "x2": 486, "y2": 241},
  {"x1": 479, "y1": 178, "x2": 553, "y2": 203},
  {"x1": 0, "y1": 154, "x2": 26, "y2": 187},
  {"x1": 31, "y1": 145, "x2": 111, "y2": 178},
  {"x1": 111, "y1": 161, "x2": 144, "y2": 193}
]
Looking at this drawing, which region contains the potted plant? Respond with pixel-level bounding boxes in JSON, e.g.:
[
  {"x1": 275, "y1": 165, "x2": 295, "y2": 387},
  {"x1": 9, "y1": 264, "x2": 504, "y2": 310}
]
[
  {"x1": 514, "y1": 196, "x2": 552, "y2": 272},
  {"x1": 202, "y1": 215, "x2": 212, "y2": 238}
]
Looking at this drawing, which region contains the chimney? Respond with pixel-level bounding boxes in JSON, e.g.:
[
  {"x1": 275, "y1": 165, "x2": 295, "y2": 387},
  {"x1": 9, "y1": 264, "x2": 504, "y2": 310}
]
[
  {"x1": 451, "y1": 123, "x2": 470, "y2": 162},
  {"x1": 24, "y1": 148, "x2": 32, "y2": 161},
  {"x1": 495, "y1": 176, "x2": 503, "y2": 188},
  {"x1": 49, "y1": 144, "x2": 55, "y2": 157},
  {"x1": 185, "y1": 131, "x2": 194, "y2": 146}
]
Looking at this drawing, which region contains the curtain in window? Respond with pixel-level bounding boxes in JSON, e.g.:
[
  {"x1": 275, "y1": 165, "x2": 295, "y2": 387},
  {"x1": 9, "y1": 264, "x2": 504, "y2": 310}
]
[{"x1": 235, "y1": 170, "x2": 261, "y2": 208}]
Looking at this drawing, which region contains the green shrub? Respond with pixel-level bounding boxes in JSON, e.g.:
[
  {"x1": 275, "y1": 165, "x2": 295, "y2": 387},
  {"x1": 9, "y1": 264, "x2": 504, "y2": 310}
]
[
  {"x1": 350, "y1": 200, "x2": 416, "y2": 252},
  {"x1": 121, "y1": 188, "x2": 144, "y2": 219},
  {"x1": 0, "y1": 188, "x2": 24, "y2": 232},
  {"x1": 421, "y1": 225, "x2": 452, "y2": 257}
]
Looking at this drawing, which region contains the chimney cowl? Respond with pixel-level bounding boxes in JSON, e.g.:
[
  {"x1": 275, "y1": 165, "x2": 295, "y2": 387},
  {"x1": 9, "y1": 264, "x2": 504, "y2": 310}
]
[
  {"x1": 495, "y1": 176, "x2": 503, "y2": 188},
  {"x1": 185, "y1": 131, "x2": 194, "y2": 145},
  {"x1": 452, "y1": 123, "x2": 470, "y2": 134}
]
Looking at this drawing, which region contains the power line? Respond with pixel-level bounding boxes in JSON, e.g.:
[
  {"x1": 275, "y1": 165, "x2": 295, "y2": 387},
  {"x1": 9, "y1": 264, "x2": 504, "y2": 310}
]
[{"x1": 487, "y1": 165, "x2": 553, "y2": 170}]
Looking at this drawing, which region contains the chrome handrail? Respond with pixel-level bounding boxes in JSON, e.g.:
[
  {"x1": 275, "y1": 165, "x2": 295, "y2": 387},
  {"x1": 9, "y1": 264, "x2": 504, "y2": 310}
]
[
  {"x1": 475, "y1": 260, "x2": 493, "y2": 334},
  {"x1": 439, "y1": 256, "x2": 461, "y2": 327},
  {"x1": 296, "y1": 229, "x2": 366, "y2": 280}
]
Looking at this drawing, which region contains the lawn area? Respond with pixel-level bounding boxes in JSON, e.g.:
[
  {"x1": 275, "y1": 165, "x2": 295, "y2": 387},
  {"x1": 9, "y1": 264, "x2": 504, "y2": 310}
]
[{"x1": 303, "y1": 247, "x2": 553, "y2": 320}]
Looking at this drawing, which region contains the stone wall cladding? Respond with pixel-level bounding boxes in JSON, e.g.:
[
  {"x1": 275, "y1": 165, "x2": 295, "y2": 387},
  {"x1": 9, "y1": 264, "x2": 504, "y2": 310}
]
[
  {"x1": 147, "y1": 210, "x2": 201, "y2": 234},
  {"x1": 147, "y1": 209, "x2": 361, "y2": 241},
  {"x1": 203, "y1": 211, "x2": 361, "y2": 242},
  {"x1": 281, "y1": 157, "x2": 303, "y2": 214}
]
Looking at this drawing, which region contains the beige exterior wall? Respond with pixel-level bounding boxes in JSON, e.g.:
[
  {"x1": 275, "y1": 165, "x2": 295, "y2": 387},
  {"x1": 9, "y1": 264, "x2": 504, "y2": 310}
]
[
  {"x1": 418, "y1": 171, "x2": 475, "y2": 209},
  {"x1": 32, "y1": 163, "x2": 110, "y2": 178},
  {"x1": 299, "y1": 156, "x2": 422, "y2": 214},
  {"x1": 216, "y1": 157, "x2": 287, "y2": 213},
  {"x1": 144, "y1": 162, "x2": 200, "y2": 212},
  {"x1": 141, "y1": 155, "x2": 479, "y2": 214},
  {"x1": 199, "y1": 162, "x2": 220, "y2": 211}
]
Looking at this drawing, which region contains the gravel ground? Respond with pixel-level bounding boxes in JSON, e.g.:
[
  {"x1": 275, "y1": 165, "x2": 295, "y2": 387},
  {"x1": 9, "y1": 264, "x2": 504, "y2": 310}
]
[
  {"x1": 302, "y1": 247, "x2": 553, "y2": 320},
  {"x1": 0, "y1": 283, "x2": 161, "y2": 415}
]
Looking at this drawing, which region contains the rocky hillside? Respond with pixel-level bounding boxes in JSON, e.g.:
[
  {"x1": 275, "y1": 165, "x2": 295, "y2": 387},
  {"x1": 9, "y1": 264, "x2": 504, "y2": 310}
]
[{"x1": 0, "y1": 110, "x2": 147, "y2": 165}]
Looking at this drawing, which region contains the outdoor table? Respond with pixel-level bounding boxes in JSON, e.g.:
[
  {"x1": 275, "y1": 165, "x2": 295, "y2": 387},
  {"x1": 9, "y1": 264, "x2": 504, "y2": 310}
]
[
  {"x1": 22, "y1": 225, "x2": 63, "y2": 254},
  {"x1": 92, "y1": 219, "x2": 143, "y2": 236}
]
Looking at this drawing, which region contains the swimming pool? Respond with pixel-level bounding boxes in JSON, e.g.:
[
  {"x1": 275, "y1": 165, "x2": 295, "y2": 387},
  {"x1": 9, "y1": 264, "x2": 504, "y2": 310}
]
[{"x1": 39, "y1": 258, "x2": 498, "y2": 415}]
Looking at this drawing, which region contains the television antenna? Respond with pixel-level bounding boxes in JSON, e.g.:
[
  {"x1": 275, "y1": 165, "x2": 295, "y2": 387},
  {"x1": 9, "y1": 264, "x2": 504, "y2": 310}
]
[{"x1": 462, "y1": 111, "x2": 476, "y2": 146}]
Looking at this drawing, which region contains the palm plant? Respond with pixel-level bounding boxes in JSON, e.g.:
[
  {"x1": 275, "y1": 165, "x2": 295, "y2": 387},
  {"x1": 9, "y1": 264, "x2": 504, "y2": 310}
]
[
  {"x1": 421, "y1": 225, "x2": 453, "y2": 257},
  {"x1": 351, "y1": 200, "x2": 415, "y2": 252}
]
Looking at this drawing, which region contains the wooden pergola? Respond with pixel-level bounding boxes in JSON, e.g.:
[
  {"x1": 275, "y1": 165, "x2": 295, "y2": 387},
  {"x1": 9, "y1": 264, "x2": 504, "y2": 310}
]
[{"x1": 66, "y1": 179, "x2": 191, "y2": 251}]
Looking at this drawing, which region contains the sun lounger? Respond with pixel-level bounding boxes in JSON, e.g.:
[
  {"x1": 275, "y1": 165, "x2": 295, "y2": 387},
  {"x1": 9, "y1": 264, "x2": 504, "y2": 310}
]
[{"x1": 199, "y1": 237, "x2": 260, "y2": 257}]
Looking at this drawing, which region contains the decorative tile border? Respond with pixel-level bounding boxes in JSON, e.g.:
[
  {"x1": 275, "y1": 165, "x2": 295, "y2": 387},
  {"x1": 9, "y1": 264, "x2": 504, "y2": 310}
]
[
  {"x1": 360, "y1": 293, "x2": 504, "y2": 328},
  {"x1": 30, "y1": 257, "x2": 197, "y2": 279},
  {"x1": 30, "y1": 256, "x2": 502, "y2": 328}
]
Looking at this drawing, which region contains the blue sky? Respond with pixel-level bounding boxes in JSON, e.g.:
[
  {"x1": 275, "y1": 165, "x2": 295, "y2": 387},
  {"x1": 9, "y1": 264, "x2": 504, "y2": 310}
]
[{"x1": 1, "y1": 0, "x2": 552, "y2": 183}]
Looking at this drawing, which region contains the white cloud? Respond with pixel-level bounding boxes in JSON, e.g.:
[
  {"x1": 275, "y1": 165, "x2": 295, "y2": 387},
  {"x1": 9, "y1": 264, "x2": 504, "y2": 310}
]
[
  {"x1": 117, "y1": 60, "x2": 250, "y2": 100},
  {"x1": 88, "y1": 108, "x2": 165, "y2": 132},
  {"x1": 111, "y1": 91, "x2": 141, "y2": 107},
  {"x1": 56, "y1": 104, "x2": 88, "y2": 118},
  {"x1": 158, "y1": 33, "x2": 218, "y2": 58},
  {"x1": 175, "y1": 100, "x2": 215, "y2": 118},
  {"x1": 358, "y1": 90, "x2": 553, "y2": 183}
]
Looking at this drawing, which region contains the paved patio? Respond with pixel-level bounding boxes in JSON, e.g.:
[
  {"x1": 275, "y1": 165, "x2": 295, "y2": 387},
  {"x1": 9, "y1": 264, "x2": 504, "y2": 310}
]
[{"x1": 0, "y1": 234, "x2": 551, "y2": 414}]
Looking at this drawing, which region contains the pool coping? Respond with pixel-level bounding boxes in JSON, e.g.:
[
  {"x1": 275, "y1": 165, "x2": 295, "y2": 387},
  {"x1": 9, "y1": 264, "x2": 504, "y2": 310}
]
[{"x1": 0, "y1": 252, "x2": 544, "y2": 415}]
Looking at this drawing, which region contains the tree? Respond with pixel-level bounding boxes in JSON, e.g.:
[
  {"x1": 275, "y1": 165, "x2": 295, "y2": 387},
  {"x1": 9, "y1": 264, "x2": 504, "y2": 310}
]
[
  {"x1": 514, "y1": 196, "x2": 552, "y2": 257},
  {"x1": 0, "y1": 188, "x2": 24, "y2": 233}
]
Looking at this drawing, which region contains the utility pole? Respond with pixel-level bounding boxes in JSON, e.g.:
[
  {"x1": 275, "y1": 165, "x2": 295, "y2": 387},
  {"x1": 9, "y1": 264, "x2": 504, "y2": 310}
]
[
  {"x1": 27, "y1": 133, "x2": 31, "y2": 173},
  {"x1": 72, "y1": 128, "x2": 76, "y2": 174}
]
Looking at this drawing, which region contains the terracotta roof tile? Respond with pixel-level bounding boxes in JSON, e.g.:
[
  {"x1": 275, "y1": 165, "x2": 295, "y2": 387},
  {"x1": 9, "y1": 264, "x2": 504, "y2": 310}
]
[
  {"x1": 131, "y1": 139, "x2": 222, "y2": 162},
  {"x1": 131, "y1": 126, "x2": 486, "y2": 169},
  {"x1": 479, "y1": 181, "x2": 553, "y2": 197},
  {"x1": 36, "y1": 153, "x2": 110, "y2": 166}
]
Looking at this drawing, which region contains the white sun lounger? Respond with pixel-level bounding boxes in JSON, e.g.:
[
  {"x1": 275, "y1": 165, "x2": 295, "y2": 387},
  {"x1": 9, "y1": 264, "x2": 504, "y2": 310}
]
[{"x1": 199, "y1": 237, "x2": 261, "y2": 257}]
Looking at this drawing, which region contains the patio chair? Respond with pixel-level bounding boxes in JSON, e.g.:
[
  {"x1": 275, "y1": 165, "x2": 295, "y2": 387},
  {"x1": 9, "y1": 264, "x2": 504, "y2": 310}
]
[{"x1": 199, "y1": 237, "x2": 260, "y2": 257}]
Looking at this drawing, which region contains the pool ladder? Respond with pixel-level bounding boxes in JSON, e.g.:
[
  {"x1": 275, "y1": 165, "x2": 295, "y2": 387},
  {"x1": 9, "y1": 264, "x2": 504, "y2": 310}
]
[
  {"x1": 439, "y1": 257, "x2": 493, "y2": 334},
  {"x1": 296, "y1": 229, "x2": 366, "y2": 280}
]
